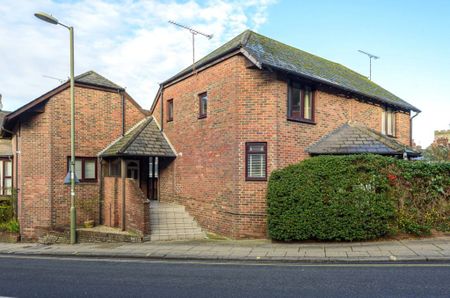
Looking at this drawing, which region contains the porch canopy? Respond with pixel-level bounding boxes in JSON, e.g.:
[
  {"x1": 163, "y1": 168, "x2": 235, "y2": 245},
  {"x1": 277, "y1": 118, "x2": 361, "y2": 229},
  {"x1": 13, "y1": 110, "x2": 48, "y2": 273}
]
[
  {"x1": 306, "y1": 121, "x2": 420, "y2": 158},
  {"x1": 99, "y1": 116, "x2": 175, "y2": 234},
  {"x1": 100, "y1": 116, "x2": 176, "y2": 158}
]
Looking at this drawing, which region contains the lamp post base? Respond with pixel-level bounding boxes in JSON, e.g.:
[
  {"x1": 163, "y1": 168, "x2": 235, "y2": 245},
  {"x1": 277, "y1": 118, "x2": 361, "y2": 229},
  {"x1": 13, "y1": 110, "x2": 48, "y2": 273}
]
[{"x1": 70, "y1": 205, "x2": 76, "y2": 244}]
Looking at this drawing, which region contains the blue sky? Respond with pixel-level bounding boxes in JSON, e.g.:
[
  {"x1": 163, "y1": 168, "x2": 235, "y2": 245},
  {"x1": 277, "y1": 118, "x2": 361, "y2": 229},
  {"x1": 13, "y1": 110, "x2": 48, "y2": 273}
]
[{"x1": 0, "y1": 0, "x2": 448, "y2": 146}]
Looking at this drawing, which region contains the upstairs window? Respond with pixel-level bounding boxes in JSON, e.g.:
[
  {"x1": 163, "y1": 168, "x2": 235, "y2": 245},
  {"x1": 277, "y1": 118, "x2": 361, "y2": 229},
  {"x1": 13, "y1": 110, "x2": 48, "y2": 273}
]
[
  {"x1": 288, "y1": 82, "x2": 314, "y2": 123},
  {"x1": 198, "y1": 92, "x2": 207, "y2": 119},
  {"x1": 246, "y1": 142, "x2": 267, "y2": 181},
  {"x1": 382, "y1": 108, "x2": 396, "y2": 137},
  {"x1": 167, "y1": 99, "x2": 174, "y2": 122}
]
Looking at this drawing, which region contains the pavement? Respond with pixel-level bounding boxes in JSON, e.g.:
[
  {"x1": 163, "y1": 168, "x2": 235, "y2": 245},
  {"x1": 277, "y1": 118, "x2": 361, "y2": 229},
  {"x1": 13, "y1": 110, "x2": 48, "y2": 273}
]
[{"x1": 0, "y1": 236, "x2": 449, "y2": 262}]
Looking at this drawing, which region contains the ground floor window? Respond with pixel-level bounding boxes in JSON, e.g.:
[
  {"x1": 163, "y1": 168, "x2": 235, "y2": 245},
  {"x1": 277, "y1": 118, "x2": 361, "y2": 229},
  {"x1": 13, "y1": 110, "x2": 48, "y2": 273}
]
[
  {"x1": 108, "y1": 159, "x2": 121, "y2": 177},
  {"x1": 245, "y1": 142, "x2": 267, "y2": 181},
  {"x1": 126, "y1": 160, "x2": 139, "y2": 180},
  {"x1": 67, "y1": 157, "x2": 97, "y2": 182},
  {"x1": 0, "y1": 159, "x2": 12, "y2": 195}
]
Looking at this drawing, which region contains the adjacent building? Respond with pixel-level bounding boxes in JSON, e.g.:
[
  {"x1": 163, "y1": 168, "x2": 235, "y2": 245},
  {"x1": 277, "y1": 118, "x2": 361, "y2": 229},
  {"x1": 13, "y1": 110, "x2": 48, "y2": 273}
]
[{"x1": 1, "y1": 71, "x2": 146, "y2": 239}]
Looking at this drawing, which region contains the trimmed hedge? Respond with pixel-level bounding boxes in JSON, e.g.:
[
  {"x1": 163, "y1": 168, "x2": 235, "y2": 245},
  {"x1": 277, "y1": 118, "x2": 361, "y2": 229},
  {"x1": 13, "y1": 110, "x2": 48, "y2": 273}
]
[
  {"x1": 268, "y1": 155, "x2": 450, "y2": 241},
  {"x1": 0, "y1": 197, "x2": 14, "y2": 223}
]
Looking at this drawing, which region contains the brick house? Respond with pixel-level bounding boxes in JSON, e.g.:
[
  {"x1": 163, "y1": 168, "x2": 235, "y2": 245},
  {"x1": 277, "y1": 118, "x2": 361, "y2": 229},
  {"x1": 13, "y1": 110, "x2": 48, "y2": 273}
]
[
  {"x1": 1, "y1": 71, "x2": 147, "y2": 240},
  {"x1": 149, "y1": 30, "x2": 420, "y2": 238},
  {"x1": 1, "y1": 30, "x2": 421, "y2": 241}
]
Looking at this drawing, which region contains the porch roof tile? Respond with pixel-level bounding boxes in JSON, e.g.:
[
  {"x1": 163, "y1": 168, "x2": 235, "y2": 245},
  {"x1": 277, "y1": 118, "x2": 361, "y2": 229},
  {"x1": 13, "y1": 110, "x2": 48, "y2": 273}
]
[{"x1": 100, "y1": 117, "x2": 176, "y2": 158}]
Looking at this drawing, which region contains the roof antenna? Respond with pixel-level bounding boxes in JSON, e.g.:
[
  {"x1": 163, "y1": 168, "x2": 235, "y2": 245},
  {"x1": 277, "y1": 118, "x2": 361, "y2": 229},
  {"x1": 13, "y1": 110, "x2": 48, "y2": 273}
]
[
  {"x1": 168, "y1": 20, "x2": 213, "y2": 72},
  {"x1": 358, "y1": 50, "x2": 379, "y2": 80},
  {"x1": 42, "y1": 74, "x2": 65, "y2": 84}
]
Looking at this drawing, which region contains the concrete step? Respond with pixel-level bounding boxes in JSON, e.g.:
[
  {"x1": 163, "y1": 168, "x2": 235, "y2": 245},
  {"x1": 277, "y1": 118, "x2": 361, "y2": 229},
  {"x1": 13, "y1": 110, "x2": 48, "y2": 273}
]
[
  {"x1": 151, "y1": 216, "x2": 194, "y2": 222},
  {"x1": 150, "y1": 204, "x2": 185, "y2": 212},
  {"x1": 149, "y1": 233, "x2": 205, "y2": 241},
  {"x1": 151, "y1": 218, "x2": 195, "y2": 224},
  {"x1": 151, "y1": 223, "x2": 200, "y2": 230},
  {"x1": 151, "y1": 227, "x2": 203, "y2": 234},
  {"x1": 150, "y1": 213, "x2": 192, "y2": 218},
  {"x1": 149, "y1": 201, "x2": 206, "y2": 241}
]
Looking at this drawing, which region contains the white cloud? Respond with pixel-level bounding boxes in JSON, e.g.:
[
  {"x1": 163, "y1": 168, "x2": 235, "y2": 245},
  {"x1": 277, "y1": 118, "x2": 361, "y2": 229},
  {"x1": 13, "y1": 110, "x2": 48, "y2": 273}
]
[{"x1": 0, "y1": 0, "x2": 275, "y2": 112}]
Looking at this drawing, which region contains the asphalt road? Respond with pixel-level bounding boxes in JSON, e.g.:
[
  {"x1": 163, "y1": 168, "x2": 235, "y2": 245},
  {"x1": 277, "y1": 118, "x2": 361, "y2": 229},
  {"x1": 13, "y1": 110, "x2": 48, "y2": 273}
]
[{"x1": 0, "y1": 256, "x2": 449, "y2": 298}]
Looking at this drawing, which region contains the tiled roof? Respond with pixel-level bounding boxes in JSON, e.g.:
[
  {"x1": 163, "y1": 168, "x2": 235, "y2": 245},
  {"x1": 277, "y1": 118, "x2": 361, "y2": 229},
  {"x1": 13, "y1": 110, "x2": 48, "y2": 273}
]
[
  {"x1": 306, "y1": 122, "x2": 420, "y2": 157},
  {"x1": 75, "y1": 70, "x2": 123, "y2": 90},
  {"x1": 164, "y1": 30, "x2": 419, "y2": 112},
  {"x1": 100, "y1": 117, "x2": 176, "y2": 157}
]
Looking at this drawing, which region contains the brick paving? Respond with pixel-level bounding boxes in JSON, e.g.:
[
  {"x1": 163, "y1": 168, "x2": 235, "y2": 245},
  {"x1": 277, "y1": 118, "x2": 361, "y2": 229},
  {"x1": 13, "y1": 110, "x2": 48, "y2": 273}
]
[{"x1": 0, "y1": 237, "x2": 449, "y2": 262}]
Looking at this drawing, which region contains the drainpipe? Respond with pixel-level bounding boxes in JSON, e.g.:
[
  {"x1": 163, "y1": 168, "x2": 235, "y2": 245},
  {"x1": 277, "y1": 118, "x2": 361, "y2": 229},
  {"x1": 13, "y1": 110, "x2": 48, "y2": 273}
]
[
  {"x1": 98, "y1": 156, "x2": 103, "y2": 225},
  {"x1": 121, "y1": 158, "x2": 126, "y2": 231},
  {"x1": 160, "y1": 84, "x2": 164, "y2": 132},
  {"x1": 410, "y1": 111, "x2": 421, "y2": 147},
  {"x1": 14, "y1": 123, "x2": 20, "y2": 220},
  {"x1": 119, "y1": 89, "x2": 126, "y2": 136}
]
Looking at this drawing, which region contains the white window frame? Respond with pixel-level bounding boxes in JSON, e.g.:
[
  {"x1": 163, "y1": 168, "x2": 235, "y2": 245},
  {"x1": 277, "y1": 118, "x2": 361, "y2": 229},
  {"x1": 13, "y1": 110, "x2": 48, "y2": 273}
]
[{"x1": 382, "y1": 108, "x2": 396, "y2": 137}]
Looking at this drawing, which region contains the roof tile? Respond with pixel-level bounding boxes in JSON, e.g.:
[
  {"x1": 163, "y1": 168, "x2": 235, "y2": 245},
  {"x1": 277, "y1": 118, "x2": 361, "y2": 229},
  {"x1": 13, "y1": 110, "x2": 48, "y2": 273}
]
[{"x1": 306, "y1": 122, "x2": 420, "y2": 157}]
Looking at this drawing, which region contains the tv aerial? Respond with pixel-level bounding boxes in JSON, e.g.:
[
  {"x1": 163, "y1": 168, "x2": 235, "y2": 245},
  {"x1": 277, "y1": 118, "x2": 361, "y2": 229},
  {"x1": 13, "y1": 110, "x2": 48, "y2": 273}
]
[
  {"x1": 169, "y1": 20, "x2": 213, "y2": 71},
  {"x1": 358, "y1": 50, "x2": 380, "y2": 80}
]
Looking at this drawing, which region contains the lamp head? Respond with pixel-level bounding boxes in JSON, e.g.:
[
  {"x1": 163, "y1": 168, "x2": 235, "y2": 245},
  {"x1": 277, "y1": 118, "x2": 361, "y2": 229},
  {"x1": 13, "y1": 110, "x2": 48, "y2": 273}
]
[{"x1": 34, "y1": 12, "x2": 59, "y2": 25}]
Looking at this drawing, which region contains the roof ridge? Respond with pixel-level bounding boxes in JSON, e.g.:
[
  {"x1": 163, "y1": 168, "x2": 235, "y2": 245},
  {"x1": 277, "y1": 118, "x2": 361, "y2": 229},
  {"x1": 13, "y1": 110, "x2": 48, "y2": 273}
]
[
  {"x1": 74, "y1": 70, "x2": 123, "y2": 90},
  {"x1": 118, "y1": 117, "x2": 153, "y2": 154},
  {"x1": 240, "y1": 29, "x2": 253, "y2": 46},
  {"x1": 97, "y1": 117, "x2": 149, "y2": 157},
  {"x1": 74, "y1": 70, "x2": 94, "y2": 80}
]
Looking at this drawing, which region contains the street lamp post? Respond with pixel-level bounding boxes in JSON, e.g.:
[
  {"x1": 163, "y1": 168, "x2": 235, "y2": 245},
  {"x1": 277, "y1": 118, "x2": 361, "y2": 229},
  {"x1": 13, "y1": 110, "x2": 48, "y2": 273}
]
[{"x1": 34, "y1": 12, "x2": 77, "y2": 244}]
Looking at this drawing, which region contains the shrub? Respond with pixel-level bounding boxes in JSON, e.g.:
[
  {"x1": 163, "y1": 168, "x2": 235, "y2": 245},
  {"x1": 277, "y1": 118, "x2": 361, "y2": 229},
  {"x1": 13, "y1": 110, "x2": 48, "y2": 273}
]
[
  {"x1": 268, "y1": 155, "x2": 450, "y2": 241},
  {"x1": 0, "y1": 202, "x2": 13, "y2": 223},
  {"x1": 0, "y1": 219, "x2": 19, "y2": 233},
  {"x1": 393, "y1": 160, "x2": 450, "y2": 234}
]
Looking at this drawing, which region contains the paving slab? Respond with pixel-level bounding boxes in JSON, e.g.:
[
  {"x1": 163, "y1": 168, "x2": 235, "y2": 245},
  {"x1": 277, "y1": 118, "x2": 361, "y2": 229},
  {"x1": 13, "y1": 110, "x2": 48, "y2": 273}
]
[{"x1": 0, "y1": 236, "x2": 449, "y2": 263}]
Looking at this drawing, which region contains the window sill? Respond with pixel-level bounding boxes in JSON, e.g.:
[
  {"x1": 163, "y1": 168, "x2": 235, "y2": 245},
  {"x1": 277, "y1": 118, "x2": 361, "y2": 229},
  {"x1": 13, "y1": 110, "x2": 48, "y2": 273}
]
[
  {"x1": 72, "y1": 181, "x2": 98, "y2": 184},
  {"x1": 245, "y1": 177, "x2": 267, "y2": 182},
  {"x1": 382, "y1": 132, "x2": 396, "y2": 138},
  {"x1": 198, "y1": 115, "x2": 207, "y2": 120},
  {"x1": 166, "y1": 119, "x2": 173, "y2": 123},
  {"x1": 287, "y1": 118, "x2": 316, "y2": 125}
]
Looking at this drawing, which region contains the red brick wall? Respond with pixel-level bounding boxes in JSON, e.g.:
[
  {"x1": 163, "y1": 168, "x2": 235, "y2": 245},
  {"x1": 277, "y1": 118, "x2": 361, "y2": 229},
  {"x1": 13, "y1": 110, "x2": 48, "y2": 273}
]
[
  {"x1": 15, "y1": 112, "x2": 52, "y2": 239},
  {"x1": 153, "y1": 55, "x2": 241, "y2": 237},
  {"x1": 103, "y1": 176, "x2": 118, "y2": 228},
  {"x1": 102, "y1": 177, "x2": 150, "y2": 235},
  {"x1": 125, "y1": 178, "x2": 150, "y2": 235},
  {"x1": 15, "y1": 85, "x2": 145, "y2": 239},
  {"x1": 153, "y1": 54, "x2": 413, "y2": 239}
]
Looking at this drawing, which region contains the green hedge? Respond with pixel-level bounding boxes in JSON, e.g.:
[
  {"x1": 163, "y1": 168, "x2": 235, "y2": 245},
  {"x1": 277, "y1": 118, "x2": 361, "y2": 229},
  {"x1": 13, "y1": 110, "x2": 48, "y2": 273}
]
[
  {"x1": 0, "y1": 197, "x2": 14, "y2": 223},
  {"x1": 0, "y1": 219, "x2": 19, "y2": 233},
  {"x1": 268, "y1": 155, "x2": 450, "y2": 241}
]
